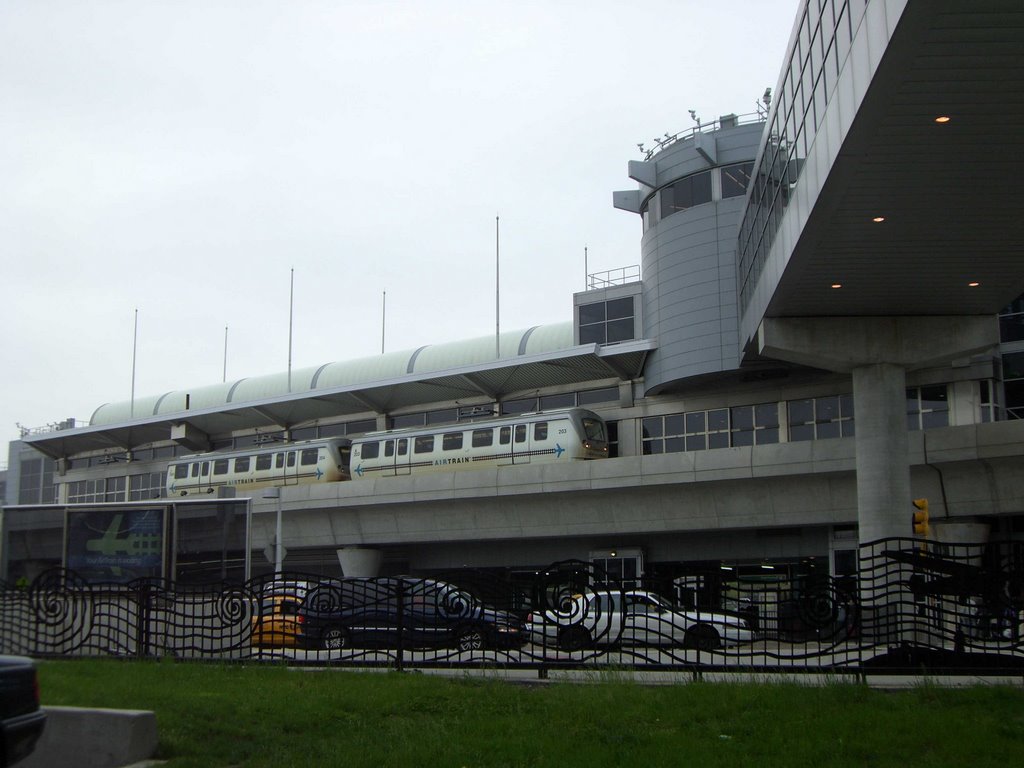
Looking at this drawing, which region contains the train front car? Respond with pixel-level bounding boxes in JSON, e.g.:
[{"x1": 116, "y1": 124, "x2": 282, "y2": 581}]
[
  {"x1": 349, "y1": 408, "x2": 609, "y2": 481},
  {"x1": 166, "y1": 438, "x2": 351, "y2": 497},
  {"x1": 570, "y1": 408, "x2": 610, "y2": 460}
]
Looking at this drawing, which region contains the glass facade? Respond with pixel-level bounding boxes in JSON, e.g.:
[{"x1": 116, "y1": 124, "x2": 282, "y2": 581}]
[
  {"x1": 787, "y1": 394, "x2": 855, "y2": 442},
  {"x1": 642, "y1": 402, "x2": 780, "y2": 455},
  {"x1": 18, "y1": 456, "x2": 56, "y2": 504},
  {"x1": 500, "y1": 386, "x2": 619, "y2": 416},
  {"x1": 641, "y1": 163, "x2": 754, "y2": 233},
  {"x1": 906, "y1": 386, "x2": 949, "y2": 431},
  {"x1": 738, "y1": 0, "x2": 866, "y2": 311}
]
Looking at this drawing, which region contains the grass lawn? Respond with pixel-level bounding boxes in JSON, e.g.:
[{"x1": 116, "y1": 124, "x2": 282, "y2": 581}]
[{"x1": 38, "y1": 660, "x2": 1024, "y2": 768}]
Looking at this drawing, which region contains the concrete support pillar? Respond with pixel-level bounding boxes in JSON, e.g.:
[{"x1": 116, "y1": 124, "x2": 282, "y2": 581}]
[
  {"x1": 758, "y1": 314, "x2": 997, "y2": 547},
  {"x1": 852, "y1": 363, "x2": 910, "y2": 544},
  {"x1": 337, "y1": 547, "x2": 382, "y2": 577},
  {"x1": 758, "y1": 315, "x2": 998, "y2": 642}
]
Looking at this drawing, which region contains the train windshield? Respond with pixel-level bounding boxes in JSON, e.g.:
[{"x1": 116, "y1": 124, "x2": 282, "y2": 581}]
[{"x1": 582, "y1": 418, "x2": 606, "y2": 442}]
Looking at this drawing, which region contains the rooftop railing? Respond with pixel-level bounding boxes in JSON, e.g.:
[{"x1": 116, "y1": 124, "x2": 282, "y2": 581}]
[{"x1": 586, "y1": 265, "x2": 640, "y2": 290}]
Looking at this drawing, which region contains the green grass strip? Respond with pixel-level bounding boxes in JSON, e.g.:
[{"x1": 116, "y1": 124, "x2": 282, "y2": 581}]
[{"x1": 38, "y1": 660, "x2": 1024, "y2": 768}]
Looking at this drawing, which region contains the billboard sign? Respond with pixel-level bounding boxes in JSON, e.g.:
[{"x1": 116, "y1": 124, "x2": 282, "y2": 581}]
[{"x1": 65, "y1": 507, "x2": 166, "y2": 582}]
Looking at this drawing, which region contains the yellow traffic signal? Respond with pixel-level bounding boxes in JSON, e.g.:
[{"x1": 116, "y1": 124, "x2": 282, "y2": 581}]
[{"x1": 912, "y1": 498, "x2": 930, "y2": 537}]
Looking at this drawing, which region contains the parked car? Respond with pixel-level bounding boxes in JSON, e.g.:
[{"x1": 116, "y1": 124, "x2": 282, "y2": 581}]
[
  {"x1": 299, "y1": 577, "x2": 527, "y2": 651},
  {"x1": 529, "y1": 589, "x2": 754, "y2": 651},
  {"x1": 251, "y1": 595, "x2": 306, "y2": 648},
  {"x1": 0, "y1": 655, "x2": 46, "y2": 768}
]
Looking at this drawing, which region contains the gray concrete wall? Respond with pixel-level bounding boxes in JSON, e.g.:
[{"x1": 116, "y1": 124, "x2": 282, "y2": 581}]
[{"x1": 245, "y1": 421, "x2": 1024, "y2": 566}]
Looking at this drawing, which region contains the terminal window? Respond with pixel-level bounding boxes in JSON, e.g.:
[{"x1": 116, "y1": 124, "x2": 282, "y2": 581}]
[{"x1": 578, "y1": 297, "x2": 635, "y2": 345}]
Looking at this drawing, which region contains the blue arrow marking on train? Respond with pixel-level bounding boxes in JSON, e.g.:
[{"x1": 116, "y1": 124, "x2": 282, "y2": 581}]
[
  {"x1": 554, "y1": 443, "x2": 565, "y2": 458},
  {"x1": 355, "y1": 464, "x2": 364, "y2": 477},
  {"x1": 316, "y1": 467, "x2": 323, "y2": 479}
]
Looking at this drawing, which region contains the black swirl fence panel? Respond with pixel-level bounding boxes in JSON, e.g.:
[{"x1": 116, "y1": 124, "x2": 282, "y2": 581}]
[{"x1": 2, "y1": 539, "x2": 1023, "y2": 675}]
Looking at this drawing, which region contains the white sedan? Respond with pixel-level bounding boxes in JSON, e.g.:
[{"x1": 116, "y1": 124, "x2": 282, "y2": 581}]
[{"x1": 529, "y1": 589, "x2": 754, "y2": 651}]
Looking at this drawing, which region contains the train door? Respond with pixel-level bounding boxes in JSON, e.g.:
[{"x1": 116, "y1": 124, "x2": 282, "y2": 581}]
[
  {"x1": 276, "y1": 450, "x2": 299, "y2": 485},
  {"x1": 191, "y1": 460, "x2": 211, "y2": 494},
  {"x1": 511, "y1": 422, "x2": 531, "y2": 464},
  {"x1": 383, "y1": 438, "x2": 411, "y2": 476},
  {"x1": 395, "y1": 438, "x2": 411, "y2": 475}
]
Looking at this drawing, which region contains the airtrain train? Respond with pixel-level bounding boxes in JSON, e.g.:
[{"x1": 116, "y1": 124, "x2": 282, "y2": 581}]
[{"x1": 166, "y1": 408, "x2": 609, "y2": 497}]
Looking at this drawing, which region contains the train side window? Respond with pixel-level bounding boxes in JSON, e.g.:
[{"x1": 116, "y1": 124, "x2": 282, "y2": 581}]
[
  {"x1": 534, "y1": 422, "x2": 548, "y2": 441},
  {"x1": 361, "y1": 442, "x2": 380, "y2": 459},
  {"x1": 300, "y1": 448, "x2": 318, "y2": 465},
  {"x1": 213, "y1": 459, "x2": 229, "y2": 475},
  {"x1": 287, "y1": 452, "x2": 296, "y2": 467},
  {"x1": 472, "y1": 429, "x2": 493, "y2": 448},
  {"x1": 234, "y1": 457, "x2": 250, "y2": 473},
  {"x1": 190, "y1": 463, "x2": 200, "y2": 477},
  {"x1": 397, "y1": 438, "x2": 408, "y2": 456},
  {"x1": 414, "y1": 435, "x2": 435, "y2": 454},
  {"x1": 384, "y1": 440, "x2": 395, "y2": 458},
  {"x1": 514, "y1": 425, "x2": 527, "y2": 443},
  {"x1": 201, "y1": 461, "x2": 210, "y2": 475},
  {"x1": 442, "y1": 433, "x2": 463, "y2": 451},
  {"x1": 499, "y1": 427, "x2": 511, "y2": 445},
  {"x1": 173, "y1": 464, "x2": 188, "y2": 479},
  {"x1": 256, "y1": 454, "x2": 272, "y2": 471},
  {"x1": 275, "y1": 454, "x2": 284, "y2": 469}
]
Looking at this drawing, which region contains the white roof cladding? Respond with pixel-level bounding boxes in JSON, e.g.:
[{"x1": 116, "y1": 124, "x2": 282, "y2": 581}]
[{"x1": 90, "y1": 323, "x2": 574, "y2": 426}]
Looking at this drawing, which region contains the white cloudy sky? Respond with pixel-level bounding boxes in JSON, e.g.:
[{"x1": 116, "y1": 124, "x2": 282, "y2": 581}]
[{"x1": 0, "y1": 0, "x2": 796, "y2": 449}]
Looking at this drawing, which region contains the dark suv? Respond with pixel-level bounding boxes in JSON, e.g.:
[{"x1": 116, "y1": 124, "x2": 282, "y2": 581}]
[{"x1": 298, "y1": 577, "x2": 526, "y2": 652}]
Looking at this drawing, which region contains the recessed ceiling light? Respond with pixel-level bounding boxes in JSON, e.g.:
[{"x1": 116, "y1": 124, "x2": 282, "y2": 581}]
[
  {"x1": 831, "y1": 283, "x2": 842, "y2": 289},
  {"x1": 872, "y1": 216, "x2": 885, "y2": 223},
  {"x1": 968, "y1": 281, "x2": 980, "y2": 287},
  {"x1": 935, "y1": 116, "x2": 951, "y2": 123}
]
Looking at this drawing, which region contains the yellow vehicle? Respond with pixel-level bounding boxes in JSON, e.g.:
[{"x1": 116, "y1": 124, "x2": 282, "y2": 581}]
[{"x1": 251, "y1": 596, "x2": 305, "y2": 648}]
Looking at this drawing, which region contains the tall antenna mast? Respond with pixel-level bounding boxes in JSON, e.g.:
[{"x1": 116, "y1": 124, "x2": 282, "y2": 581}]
[
  {"x1": 223, "y1": 325, "x2": 228, "y2": 382},
  {"x1": 584, "y1": 245, "x2": 589, "y2": 290},
  {"x1": 381, "y1": 290, "x2": 386, "y2": 354}
]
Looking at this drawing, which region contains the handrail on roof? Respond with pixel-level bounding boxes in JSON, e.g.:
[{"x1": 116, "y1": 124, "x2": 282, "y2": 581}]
[
  {"x1": 636, "y1": 111, "x2": 763, "y2": 161},
  {"x1": 17, "y1": 418, "x2": 88, "y2": 438}
]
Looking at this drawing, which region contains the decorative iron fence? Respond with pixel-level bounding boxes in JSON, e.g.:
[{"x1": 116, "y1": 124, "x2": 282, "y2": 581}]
[{"x1": 2, "y1": 538, "x2": 1023, "y2": 676}]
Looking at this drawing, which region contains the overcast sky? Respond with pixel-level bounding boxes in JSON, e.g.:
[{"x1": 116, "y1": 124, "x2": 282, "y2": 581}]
[{"x1": 1, "y1": 0, "x2": 796, "y2": 450}]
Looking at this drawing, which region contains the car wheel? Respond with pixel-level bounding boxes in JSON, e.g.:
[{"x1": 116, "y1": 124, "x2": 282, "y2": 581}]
[
  {"x1": 684, "y1": 623, "x2": 721, "y2": 651},
  {"x1": 322, "y1": 627, "x2": 349, "y2": 650},
  {"x1": 457, "y1": 628, "x2": 485, "y2": 652},
  {"x1": 558, "y1": 626, "x2": 592, "y2": 652}
]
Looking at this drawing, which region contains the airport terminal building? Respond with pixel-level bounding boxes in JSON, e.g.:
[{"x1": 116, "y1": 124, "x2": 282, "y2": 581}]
[{"x1": 5, "y1": 1, "x2": 1024, "y2": 598}]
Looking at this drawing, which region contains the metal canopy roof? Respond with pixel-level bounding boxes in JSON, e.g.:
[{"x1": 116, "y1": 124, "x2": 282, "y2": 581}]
[
  {"x1": 765, "y1": 1, "x2": 1024, "y2": 320},
  {"x1": 23, "y1": 339, "x2": 653, "y2": 460}
]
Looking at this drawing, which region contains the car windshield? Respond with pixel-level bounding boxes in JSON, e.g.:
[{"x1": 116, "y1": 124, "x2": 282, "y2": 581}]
[{"x1": 643, "y1": 593, "x2": 672, "y2": 610}]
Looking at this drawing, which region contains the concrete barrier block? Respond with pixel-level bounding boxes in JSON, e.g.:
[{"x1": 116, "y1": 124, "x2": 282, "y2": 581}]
[{"x1": 20, "y1": 706, "x2": 158, "y2": 768}]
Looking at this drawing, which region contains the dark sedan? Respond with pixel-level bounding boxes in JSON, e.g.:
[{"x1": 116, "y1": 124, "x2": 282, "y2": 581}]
[
  {"x1": 299, "y1": 577, "x2": 527, "y2": 651},
  {"x1": 0, "y1": 655, "x2": 46, "y2": 768}
]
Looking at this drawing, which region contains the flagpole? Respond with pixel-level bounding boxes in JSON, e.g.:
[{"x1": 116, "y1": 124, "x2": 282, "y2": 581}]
[
  {"x1": 130, "y1": 308, "x2": 138, "y2": 418},
  {"x1": 495, "y1": 215, "x2": 500, "y2": 359},
  {"x1": 223, "y1": 325, "x2": 228, "y2": 382},
  {"x1": 287, "y1": 268, "x2": 294, "y2": 392},
  {"x1": 381, "y1": 290, "x2": 386, "y2": 354}
]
